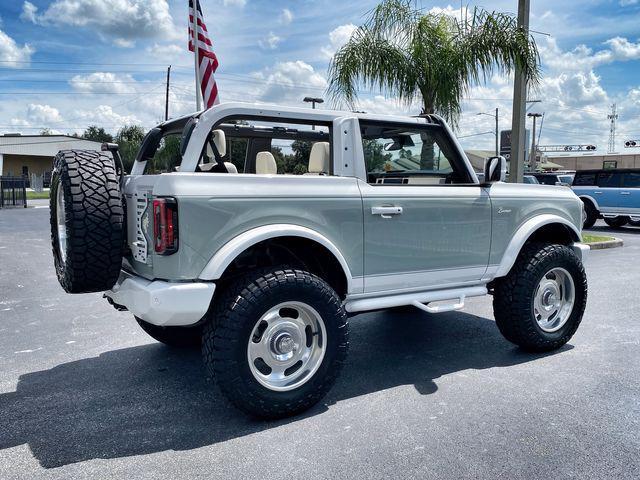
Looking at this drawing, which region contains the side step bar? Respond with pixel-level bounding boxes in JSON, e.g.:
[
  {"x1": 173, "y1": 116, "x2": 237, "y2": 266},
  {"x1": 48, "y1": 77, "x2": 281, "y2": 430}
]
[{"x1": 344, "y1": 285, "x2": 487, "y2": 313}]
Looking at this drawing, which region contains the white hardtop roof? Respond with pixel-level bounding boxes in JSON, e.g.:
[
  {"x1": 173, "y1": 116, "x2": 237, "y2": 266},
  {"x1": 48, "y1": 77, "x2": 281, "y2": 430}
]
[{"x1": 0, "y1": 135, "x2": 103, "y2": 157}]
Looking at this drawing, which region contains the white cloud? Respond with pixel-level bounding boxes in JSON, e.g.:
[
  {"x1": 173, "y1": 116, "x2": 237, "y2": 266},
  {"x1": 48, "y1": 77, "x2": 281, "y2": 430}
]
[
  {"x1": 251, "y1": 61, "x2": 327, "y2": 104},
  {"x1": 27, "y1": 104, "x2": 63, "y2": 124},
  {"x1": 71, "y1": 105, "x2": 140, "y2": 128},
  {"x1": 279, "y1": 8, "x2": 293, "y2": 25},
  {"x1": 428, "y1": 5, "x2": 469, "y2": 20},
  {"x1": 146, "y1": 43, "x2": 183, "y2": 58},
  {"x1": 69, "y1": 72, "x2": 137, "y2": 94},
  {"x1": 24, "y1": 0, "x2": 177, "y2": 46},
  {"x1": 321, "y1": 23, "x2": 357, "y2": 59},
  {"x1": 259, "y1": 31, "x2": 281, "y2": 50},
  {"x1": 539, "y1": 37, "x2": 640, "y2": 72},
  {"x1": 619, "y1": 0, "x2": 638, "y2": 6},
  {"x1": 20, "y1": 1, "x2": 38, "y2": 23},
  {"x1": 223, "y1": 0, "x2": 246, "y2": 7},
  {"x1": 0, "y1": 29, "x2": 34, "y2": 67}
]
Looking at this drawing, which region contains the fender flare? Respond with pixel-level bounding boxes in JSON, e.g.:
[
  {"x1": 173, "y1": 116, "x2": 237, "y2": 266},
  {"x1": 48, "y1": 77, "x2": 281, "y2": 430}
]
[
  {"x1": 198, "y1": 224, "x2": 357, "y2": 293},
  {"x1": 577, "y1": 194, "x2": 599, "y2": 211},
  {"x1": 494, "y1": 214, "x2": 581, "y2": 277}
]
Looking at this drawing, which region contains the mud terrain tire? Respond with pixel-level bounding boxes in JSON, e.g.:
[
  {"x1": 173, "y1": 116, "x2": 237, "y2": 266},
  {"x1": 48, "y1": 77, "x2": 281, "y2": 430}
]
[{"x1": 50, "y1": 150, "x2": 124, "y2": 293}]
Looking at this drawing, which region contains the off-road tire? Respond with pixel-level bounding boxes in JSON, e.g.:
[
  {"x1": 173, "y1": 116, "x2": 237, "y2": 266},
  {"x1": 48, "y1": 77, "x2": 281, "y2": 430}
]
[
  {"x1": 582, "y1": 200, "x2": 598, "y2": 229},
  {"x1": 603, "y1": 216, "x2": 629, "y2": 228},
  {"x1": 493, "y1": 243, "x2": 587, "y2": 352},
  {"x1": 50, "y1": 150, "x2": 124, "y2": 293},
  {"x1": 202, "y1": 267, "x2": 349, "y2": 419},
  {"x1": 136, "y1": 317, "x2": 202, "y2": 348}
]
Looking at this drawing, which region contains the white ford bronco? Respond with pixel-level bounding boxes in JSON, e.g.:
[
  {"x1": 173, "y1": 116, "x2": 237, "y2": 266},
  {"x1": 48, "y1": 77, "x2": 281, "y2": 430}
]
[{"x1": 50, "y1": 103, "x2": 588, "y2": 418}]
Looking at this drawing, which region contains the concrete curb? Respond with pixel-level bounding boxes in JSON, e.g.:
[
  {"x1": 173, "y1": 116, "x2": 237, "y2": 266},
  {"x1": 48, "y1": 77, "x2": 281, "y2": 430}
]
[{"x1": 586, "y1": 237, "x2": 623, "y2": 250}]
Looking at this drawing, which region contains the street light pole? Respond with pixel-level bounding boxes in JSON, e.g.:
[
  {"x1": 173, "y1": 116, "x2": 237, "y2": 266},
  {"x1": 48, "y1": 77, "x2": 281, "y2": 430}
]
[
  {"x1": 509, "y1": 0, "x2": 530, "y2": 183},
  {"x1": 528, "y1": 112, "x2": 543, "y2": 171},
  {"x1": 303, "y1": 97, "x2": 324, "y2": 130}
]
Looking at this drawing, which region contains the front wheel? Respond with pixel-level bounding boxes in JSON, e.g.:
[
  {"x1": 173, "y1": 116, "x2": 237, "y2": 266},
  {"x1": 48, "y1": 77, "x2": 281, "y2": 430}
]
[
  {"x1": 493, "y1": 243, "x2": 587, "y2": 352},
  {"x1": 604, "y1": 216, "x2": 629, "y2": 228},
  {"x1": 202, "y1": 267, "x2": 348, "y2": 419}
]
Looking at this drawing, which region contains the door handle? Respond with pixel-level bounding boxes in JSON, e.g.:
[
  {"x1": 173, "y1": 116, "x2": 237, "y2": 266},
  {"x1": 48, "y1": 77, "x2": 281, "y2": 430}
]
[
  {"x1": 621, "y1": 191, "x2": 631, "y2": 195},
  {"x1": 594, "y1": 191, "x2": 603, "y2": 194},
  {"x1": 371, "y1": 206, "x2": 403, "y2": 218}
]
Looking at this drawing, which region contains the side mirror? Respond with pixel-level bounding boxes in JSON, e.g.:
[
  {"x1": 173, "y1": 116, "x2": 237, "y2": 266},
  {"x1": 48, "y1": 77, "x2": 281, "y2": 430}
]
[{"x1": 483, "y1": 156, "x2": 507, "y2": 183}]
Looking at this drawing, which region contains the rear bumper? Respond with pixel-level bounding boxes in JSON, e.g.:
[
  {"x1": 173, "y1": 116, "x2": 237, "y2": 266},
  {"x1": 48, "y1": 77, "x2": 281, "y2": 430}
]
[
  {"x1": 571, "y1": 242, "x2": 590, "y2": 263},
  {"x1": 105, "y1": 270, "x2": 216, "y2": 326}
]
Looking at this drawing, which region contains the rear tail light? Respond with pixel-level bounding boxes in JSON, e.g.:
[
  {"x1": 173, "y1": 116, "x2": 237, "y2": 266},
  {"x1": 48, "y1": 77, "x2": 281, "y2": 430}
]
[{"x1": 152, "y1": 197, "x2": 178, "y2": 255}]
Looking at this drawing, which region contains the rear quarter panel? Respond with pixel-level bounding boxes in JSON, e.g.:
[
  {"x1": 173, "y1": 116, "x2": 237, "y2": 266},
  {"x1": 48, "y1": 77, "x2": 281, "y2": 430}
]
[{"x1": 148, "y1": 173, "x2": 364, "y2": 282}]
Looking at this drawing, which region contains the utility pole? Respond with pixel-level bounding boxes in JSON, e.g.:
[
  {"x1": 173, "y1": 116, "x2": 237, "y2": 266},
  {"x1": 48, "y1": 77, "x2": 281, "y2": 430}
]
[
  {"x1": 477, "y1": 108, "x2": 499, "y2": 156},
  {"x1": 509, "y1": 0, "x2": 530, "y2": 183},
  {"x1": 608, "y1": 103, "x2": 618, "y2": 153},
  {"x1": 528, "y1": 112, "x2": 543, "y2": 170},
  {"x1": 494, "y1": 107, "x2": 499, "y2": 156},
  {"x1": 164, "y1": 65, "x2": 171, "y2": 121}
]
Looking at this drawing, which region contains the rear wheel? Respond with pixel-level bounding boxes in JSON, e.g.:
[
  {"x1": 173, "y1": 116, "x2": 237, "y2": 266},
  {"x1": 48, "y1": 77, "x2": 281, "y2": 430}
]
[
  {"x1": 50, "y1": 150, "x2": 124, "y2": 293},
  {"x1": 493, "y1": 243, "x2": 587, "y2": 352},
  {"x1": 136, "y1": 318, "x2": 202, "y2": 348},
  {"x1": 603, "y1": 216, "x2": 629, "y2": 228},
  {"x1": 202, "y1": 267, "x2": 348, "y2": 419}
]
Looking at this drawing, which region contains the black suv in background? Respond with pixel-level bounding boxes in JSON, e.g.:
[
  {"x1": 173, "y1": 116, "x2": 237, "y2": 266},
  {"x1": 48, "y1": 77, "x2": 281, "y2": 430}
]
[{"x1": 531, "y1": 172, "x2": 575, "y2": 186}]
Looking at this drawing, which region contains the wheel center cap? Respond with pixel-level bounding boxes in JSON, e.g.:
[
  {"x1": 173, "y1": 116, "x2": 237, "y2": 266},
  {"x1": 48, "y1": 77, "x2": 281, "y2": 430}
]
[{"x1": 274, "y1": 333, "x2": 298, "y2": 355}]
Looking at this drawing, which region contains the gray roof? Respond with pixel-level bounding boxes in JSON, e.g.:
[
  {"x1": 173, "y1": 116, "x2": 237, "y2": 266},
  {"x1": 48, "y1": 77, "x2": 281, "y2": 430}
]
[{"x1": 0, "y1": 135, "x2": 103, "y2": 157}]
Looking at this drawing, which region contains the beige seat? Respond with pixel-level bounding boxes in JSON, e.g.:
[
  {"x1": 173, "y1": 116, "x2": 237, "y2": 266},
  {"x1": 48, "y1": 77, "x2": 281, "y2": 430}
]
[
  {"x1": 307, "y1": 142, "x2": 330, "y2": 175},
  {"x1": 199, "y1": 129, "x2": 229, "y2": 172},
  {"x1": 256, "y1": 151, "x2": 277, "y2": 174}
]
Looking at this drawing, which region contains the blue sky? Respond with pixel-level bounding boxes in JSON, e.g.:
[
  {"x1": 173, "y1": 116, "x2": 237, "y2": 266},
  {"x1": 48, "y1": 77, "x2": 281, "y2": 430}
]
[{"x1": 0, "y1": 0, "x2": 639, "y2": 153}]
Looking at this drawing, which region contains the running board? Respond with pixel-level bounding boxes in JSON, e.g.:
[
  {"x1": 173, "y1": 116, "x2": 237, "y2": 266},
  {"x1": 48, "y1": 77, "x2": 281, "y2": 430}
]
[{"x1": 344, "y1": 285, "x2": 487, "y2": 313}]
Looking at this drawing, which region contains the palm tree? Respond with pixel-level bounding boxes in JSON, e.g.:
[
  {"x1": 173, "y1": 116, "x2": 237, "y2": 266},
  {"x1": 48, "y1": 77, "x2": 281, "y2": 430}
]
[{"x1": 327, "y1": 0, "x2": 541, "y2": 169}]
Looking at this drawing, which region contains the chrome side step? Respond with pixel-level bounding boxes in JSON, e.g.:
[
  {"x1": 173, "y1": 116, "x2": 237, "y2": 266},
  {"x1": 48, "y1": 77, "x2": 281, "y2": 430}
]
[{"x1": 344, "y1": 285, "x2": 487, "y2": 313}]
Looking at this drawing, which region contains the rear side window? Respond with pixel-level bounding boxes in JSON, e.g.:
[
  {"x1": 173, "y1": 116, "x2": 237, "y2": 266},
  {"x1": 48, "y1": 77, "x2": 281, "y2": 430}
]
[
  {"x1": 623, "y1": 172, "x2": 640, "y2": 188},
  {"x1": 597, "y1": 172, "x2": 623, "y2": 188},
  {"x1": 573, "y1": 173, "x2": 596, "y2": 186}
]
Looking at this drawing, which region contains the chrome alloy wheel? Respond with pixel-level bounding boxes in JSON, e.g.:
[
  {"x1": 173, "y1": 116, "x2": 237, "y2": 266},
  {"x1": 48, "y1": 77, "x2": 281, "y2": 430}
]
[
  {"x1": 533, "y1": 267, "x2": 575, "y2": 333},
  {"x1": 247, "y1": 301, "x2": 327, "y2": 392},
  {"x1": 56, "y1": 185, "x2": 67, "y2": 264}
]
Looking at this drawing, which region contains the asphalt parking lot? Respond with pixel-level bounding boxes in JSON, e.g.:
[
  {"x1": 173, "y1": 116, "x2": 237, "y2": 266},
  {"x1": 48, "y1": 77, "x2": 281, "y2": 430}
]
[{"x1": 1, "y1": 204, "x2": 639, "y2": 479}]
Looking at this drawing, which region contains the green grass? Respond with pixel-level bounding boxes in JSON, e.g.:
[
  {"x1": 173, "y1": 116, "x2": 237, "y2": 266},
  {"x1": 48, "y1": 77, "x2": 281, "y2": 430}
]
[
  {"x1": 26, "y1": 191, "x2": 50, "y2": 200},
  {"x1": 582, "y1": 234, "x2": 615, "y2": 244}
]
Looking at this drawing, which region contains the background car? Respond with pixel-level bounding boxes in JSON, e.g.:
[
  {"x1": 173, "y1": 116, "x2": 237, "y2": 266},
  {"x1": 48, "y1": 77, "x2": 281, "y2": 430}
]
[{"x1": 531, "y1": 172, "x2": 575, "y2": 186}]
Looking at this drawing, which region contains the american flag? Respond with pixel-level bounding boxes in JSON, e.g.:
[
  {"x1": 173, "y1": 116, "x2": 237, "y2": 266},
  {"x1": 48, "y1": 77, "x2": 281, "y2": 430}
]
[{"x1": 188, "y1": 0, "x2": 220, "y2": 108}]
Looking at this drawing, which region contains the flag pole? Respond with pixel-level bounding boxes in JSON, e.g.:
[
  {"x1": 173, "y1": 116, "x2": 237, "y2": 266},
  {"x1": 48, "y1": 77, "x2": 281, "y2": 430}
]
[{"x1": 191, "y1": 0, "x2": 202, "y2": 111}]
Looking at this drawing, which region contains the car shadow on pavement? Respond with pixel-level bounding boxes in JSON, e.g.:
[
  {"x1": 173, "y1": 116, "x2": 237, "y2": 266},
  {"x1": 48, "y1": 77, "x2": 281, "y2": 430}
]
[{"x1": 0, "y1": 309, "x2": 571, "y2": 469}]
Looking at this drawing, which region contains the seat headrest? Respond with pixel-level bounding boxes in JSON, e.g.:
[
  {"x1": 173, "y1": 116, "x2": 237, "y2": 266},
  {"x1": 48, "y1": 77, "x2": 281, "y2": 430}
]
[
  {"x1": 308, "y1": 142, "x2": 330, "y2": 174},
  {"x1": 256, "y1": 151, "x2": 277, "y2": 174},
  {"x1": 224, "y1": 162, "x2": 238, "y2": 174},
  {"x1": 206, "y1": 129, "x2": 226, "y2": 158}
]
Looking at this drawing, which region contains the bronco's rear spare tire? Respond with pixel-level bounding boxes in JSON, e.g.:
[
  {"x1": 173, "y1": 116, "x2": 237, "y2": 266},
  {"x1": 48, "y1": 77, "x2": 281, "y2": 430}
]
[{"x1": 50, "y1": 150, "x2": 124, "y2": 293}]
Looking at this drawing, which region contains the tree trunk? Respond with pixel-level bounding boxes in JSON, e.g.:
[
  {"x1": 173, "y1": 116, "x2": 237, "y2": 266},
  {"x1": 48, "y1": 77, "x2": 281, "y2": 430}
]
[{"x1": 419, "y1": 102, "x2": 436, "y2": 170}]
